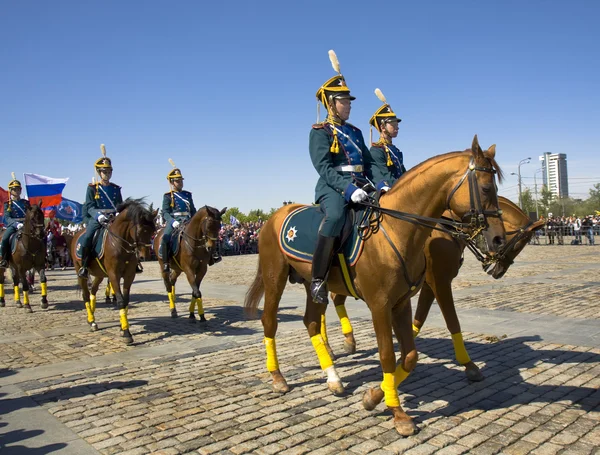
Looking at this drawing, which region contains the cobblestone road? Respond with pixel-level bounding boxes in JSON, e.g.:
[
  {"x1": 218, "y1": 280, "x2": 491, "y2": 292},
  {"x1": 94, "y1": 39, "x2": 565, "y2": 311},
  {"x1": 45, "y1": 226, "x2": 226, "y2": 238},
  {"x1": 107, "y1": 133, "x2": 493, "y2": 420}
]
[{"x1": 1, "y1": 244, "x2": 599, "y2": 454}]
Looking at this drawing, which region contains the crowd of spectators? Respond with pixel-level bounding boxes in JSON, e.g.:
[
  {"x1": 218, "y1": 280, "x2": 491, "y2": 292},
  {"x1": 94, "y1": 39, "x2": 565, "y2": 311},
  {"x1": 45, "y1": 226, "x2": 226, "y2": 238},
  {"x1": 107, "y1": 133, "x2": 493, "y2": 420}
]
[
  {"x1": 218, "y1": 221, "x2": 265, "y2": 256},
  {"x1": 532, "y1": 214, "x2": 599, "y2": 246}
]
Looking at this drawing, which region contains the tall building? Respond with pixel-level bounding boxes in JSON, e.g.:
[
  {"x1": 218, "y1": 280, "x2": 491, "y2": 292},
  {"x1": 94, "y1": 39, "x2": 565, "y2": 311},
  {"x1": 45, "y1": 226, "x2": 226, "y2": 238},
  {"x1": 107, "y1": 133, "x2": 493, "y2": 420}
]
[{"x1": 539, "y1": 153, "x2": 568, "y2": 198}]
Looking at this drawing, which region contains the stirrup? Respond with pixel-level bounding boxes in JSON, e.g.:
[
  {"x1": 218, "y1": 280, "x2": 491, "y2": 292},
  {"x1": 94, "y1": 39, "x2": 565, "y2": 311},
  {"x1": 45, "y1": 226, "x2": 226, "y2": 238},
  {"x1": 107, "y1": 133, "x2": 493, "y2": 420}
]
[
  {"x1": 310, "y1": 279, "x2": 328, "y2": 305},
  {"x1": 136, "y1": 263, "x2": 144, "y2": 274},
  {"x1": 78, "y1": 267, "x2": 89, "y2": 278},
  {"x1": 163, "y1": 263, "x2": 171, "y2": 273},
  {"x1": 0, "y1": 259, "x2": 8, "y2": 268}
]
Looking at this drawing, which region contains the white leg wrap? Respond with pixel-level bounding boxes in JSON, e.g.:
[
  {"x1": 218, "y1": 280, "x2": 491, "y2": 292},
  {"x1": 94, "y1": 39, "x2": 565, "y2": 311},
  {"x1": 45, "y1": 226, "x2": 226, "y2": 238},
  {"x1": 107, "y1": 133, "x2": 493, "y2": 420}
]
[{"x1": 324, "y1": 366, "x2": 341, "y2": 384}]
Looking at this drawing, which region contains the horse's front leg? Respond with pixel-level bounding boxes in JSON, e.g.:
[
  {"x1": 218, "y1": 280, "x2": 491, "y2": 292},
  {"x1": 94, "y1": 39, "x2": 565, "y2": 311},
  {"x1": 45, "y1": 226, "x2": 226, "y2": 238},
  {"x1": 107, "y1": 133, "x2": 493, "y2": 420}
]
[
  {"x1": 108, "y1": 269, "x2": 133, "y2": 345},
  {"x1": 39, "y1": 268, "x2": 49, "y2": 309},
  {"x1": 19, "y1": 267, "x2": 33, "y2": 313},
  {"x1": 0, "y1": 268, "x2": 5, "y2": 307},
  {"x1": 366, "y1": 303, "x2": 417, "y2": 436},
  {"x1": 85, "y1": 276, "x2": 103, "y2": 331},
  {"x1": 12, "y1": 268, "x2": 22, "y2": 308},
  {"x1": 332, "y1": 293, "x2": 356, "y2": 354},
  {"x1": 184, "y1": 261, "x2": 207, "y2": 323},
  {"x1": 304, "y1": 287, "x2": 344, "y2": 396}
]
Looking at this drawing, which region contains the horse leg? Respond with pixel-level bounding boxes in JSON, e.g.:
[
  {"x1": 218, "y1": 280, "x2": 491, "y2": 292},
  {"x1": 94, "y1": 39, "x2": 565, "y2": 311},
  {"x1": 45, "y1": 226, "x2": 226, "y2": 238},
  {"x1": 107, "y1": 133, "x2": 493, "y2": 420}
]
[
  {"x1": 104, "y1": 281, "x2": 112, "y2": 304},
  {"x1": 110, "y1": 271, "x2": 133, "y2": 345},
  {"x1": 187, "y1": 264, "x2": 208, "y2": 323},
  {"x1": 12, "y1": 269, "x2": 22, "y2": 308},
  {"x1": 413, "y1": 281, "x2": 435, "y2": 337},
  {"x1": 434, "y1": 280, "x2": 483, "y2": 381},
  {"x1": 261, "y1": 256, "x2": 290, "y2": 393},
  {"x1": 86, "y1": 276, "x2": 103, "y2": 331},
  {"x1": 39, "y1": 268, "x2": 49, "y2": 309},
  {"x1": 304, "y1": 285, "x2": 344, "y2": 396},
  {"x1": 19, "y1": 268, "x2": 33, "y2": 313},
  {"x1": 166, "y1": 271, "x2": 180, "y2": 318},
  {"x1": 366, "y1": 304, "x2": 417, "y2": 436},
  {"x1": 332, "y1": 293, "x2": 356, "y2": 354},
  {"x1": 320, "y1": 310, "x2": 335, "y2": 360},
  {"x1": 0, "y1": 269, "x2": 5, "y2": 307}
]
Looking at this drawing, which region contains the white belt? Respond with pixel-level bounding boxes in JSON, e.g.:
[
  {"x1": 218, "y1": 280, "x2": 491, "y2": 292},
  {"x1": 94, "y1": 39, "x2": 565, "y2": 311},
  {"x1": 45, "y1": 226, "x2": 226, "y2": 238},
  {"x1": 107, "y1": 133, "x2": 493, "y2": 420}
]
[
  {"x1": 334, "y1": 165, "x2": 363, "y2": 172},
  {"x1": 98, "y1": 209, "x2": 116, "y2": 213},
  {"x1": 174, "y1": 211, "x2": 190, "y2": 216}
]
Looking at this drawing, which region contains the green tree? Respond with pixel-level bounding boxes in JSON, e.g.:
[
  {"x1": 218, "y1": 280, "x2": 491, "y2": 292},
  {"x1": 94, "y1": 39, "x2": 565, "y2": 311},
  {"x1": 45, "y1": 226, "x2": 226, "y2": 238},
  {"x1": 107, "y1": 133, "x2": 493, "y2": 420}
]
[
  {"x1": 538, "y1": 186, "x2": 554, "y2": 216},
  {"x1": 246, "y1": 209, "x2": 266, "y2": 222},
  {"x1": 520, "y1": 188, "x2": 536, "y2": 215},
  {"x1": 223, "y1": 207, "x2": 246, "y2": 225}
]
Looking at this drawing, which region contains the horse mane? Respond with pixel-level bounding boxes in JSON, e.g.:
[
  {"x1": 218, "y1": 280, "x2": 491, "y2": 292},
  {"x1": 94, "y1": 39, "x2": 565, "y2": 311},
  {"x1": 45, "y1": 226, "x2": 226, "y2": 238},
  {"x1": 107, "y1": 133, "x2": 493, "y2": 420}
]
[{"x1": 116, "y1": 198, "x2": 155, "y2": 226}]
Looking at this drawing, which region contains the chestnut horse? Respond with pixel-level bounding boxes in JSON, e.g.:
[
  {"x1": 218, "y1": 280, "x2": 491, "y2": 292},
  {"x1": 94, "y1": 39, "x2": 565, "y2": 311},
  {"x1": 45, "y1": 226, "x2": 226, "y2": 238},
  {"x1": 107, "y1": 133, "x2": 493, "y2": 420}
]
[
  {"x1": 330, "y1": 196, "x2": 545, "y2": 382},
  {"x1": 152, "y1": 206, "x2": 226, "y2": 321},
  {"x1": 1, "y1": 204, "x2": 48, "y2": 312},
  {"x1": 244, "y1": 136, "x2": 505, "y2": 435},
  {"x1": 70, "y1": 199, "x2": 157, "y2": 344}
]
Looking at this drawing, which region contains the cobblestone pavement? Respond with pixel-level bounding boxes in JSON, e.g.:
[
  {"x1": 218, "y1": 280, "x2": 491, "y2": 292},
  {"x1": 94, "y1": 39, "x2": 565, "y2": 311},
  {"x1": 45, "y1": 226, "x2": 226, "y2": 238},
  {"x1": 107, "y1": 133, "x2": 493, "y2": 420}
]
[{"x1": 0, "y1": 244, "x2": 599, "y2": 454}]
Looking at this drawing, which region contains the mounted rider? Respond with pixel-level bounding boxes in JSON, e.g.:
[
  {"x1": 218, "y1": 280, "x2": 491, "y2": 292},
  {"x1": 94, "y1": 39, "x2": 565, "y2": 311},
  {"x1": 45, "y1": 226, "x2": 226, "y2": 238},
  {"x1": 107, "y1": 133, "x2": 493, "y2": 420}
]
[
  {"x1": 309, "y1": 50, "x2": 372, "y2": 305},
  {"x1": 77, "y1": 145, "x2": 123, "y2": 278},
  {"x1": 0, "y1": 173, "x2": 31, "y2": 268},
  {"x1": 368, "y1": 88, "x2": 406, "y2": 192},
  {"x1": 160, "y1": 160, "x2": 221, "y2": 273}
]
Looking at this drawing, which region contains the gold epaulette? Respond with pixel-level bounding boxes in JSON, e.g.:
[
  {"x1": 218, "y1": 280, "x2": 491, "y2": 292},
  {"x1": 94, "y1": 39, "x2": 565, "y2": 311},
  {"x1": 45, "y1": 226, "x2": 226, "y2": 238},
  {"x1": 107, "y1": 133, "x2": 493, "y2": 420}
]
[{"x1": 312, "y1": 123, "x2": 325, "y2": 129}]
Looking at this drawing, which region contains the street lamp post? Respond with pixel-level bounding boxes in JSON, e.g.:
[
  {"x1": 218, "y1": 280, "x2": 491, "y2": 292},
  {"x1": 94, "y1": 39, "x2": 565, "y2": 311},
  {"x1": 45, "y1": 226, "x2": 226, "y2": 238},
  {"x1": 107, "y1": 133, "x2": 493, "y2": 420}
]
[
  {"x1": 516, "y1": 157, "x2": 531, "y2": 210},
  {"x1": 534, "y1": 168, "x2": 543, "y2": 219}
]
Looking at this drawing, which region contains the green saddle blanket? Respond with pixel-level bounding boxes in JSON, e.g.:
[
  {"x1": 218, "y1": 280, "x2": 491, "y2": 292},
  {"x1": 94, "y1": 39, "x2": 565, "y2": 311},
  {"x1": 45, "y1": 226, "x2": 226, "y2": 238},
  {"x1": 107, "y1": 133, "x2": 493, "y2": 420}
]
[
  {"x1": 278, "y1": 205, "x2": 367, "y2": 267},
  {"x1": 75, "y1": 229, "x2": 108, "y2": 261},
  {"x1": 156, "y1": 230, "x2": 181, "y2": 260}
]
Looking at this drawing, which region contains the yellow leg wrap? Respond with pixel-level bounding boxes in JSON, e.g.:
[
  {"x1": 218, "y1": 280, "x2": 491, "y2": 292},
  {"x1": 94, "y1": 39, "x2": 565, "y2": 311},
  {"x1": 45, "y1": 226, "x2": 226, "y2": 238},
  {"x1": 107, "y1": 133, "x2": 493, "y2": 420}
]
[
  {"x1": 196, "y1": 297, "x2": 204, "y2": 316},
  {"x1": 85, "y1": 302, "x2": 95, "y2": 323},
  {"x1": 188, "y1": 298, "x2": 195, "y2": 313},
  {"x1": 14, "y1": 286, "x2": 20, "y2": 302},
  {"x1": 90, "y1": 295, "x2": 96, "y2": 313},
  {"x1": 264, "y1": 337, "x2": 279, "y2": 371},
  {"x1": 413, "y1": 324, "x2": 421, "y2": 338},
  {"x1": 105, "y1": 283, "x2": 111, "y2": 298},
  {"x1": 0, "y1": 283, "x2": 4, "y2": 299},
  {"x1": 452, "y1": 332, "x2": 471, "y2": 365},
  {"x1": 335, "y1": 304, "x2": 353, "y2": 335},
  {"x1": 381, "y1": 372, "x2": 401, "y2": 408},
  {"x1": 167, "y1": 292, "x2": 176, "y2": 309},
  {"x1": 320, "y1": 313, "x2": 328, "y2": 344},
  {"x1": 41, "y1": 282, "x2": 47, "y2": 297},
  {"x1": 23, "y1": 291, "x2": 30, "y2": 305},
  {"x1": 394, "y1": 365, "x2": 410, "y2": 388},
  {"x1": 310, "y1": 334, "x2": 333, "y2": 370},
  {"x1": 120, "y1": 308, "x2": 129, "y2": 330}
]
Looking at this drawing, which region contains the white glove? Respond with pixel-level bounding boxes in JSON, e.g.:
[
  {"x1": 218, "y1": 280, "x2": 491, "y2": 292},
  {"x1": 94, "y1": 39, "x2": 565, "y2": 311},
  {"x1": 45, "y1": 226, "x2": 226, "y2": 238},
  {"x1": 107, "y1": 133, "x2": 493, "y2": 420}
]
[
  {"x1": 115, "y1": 212, "x2": 120, "y2": 217},
  {"x1": 17, "y1": 223, "x2": 24, "y2": 229},
  {"x1": 98, "y1": 214, "x2": 107, "y2": 223},
  {"x1": 350, "y1": 188, "x2": 368, "y2": 203},
  {"x1": 381, "y1": 186, "x2": 391, "y2": 193},
  {"x1": 172, "y1": 220, "x2": 180, "y2": 228}
]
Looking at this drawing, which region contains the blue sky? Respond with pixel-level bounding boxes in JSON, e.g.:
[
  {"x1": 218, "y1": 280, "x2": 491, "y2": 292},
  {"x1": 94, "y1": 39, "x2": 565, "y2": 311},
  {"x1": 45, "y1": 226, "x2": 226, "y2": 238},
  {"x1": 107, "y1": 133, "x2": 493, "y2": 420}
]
[{"x1": 1, "y1": 0, "x2": 599, "y2": 212}]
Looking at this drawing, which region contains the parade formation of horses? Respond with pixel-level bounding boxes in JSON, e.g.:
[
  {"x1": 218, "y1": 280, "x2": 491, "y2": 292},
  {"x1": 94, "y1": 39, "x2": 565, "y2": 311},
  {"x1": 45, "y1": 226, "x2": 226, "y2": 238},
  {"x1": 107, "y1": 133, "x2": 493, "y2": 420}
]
[
  {"x1": 329, "y1": 196, "x2": 546, "y2": 382},
  {"x1": 245, "y1": 136, "x2": 506, "y2": 435},
  {"x1": 0, "y1": 203, "x2": 49, "y2": 312},
  {"x1": 153, "y1": 205, "x2": 226, "y2": 321},
  {"x1": 70, "y1": 198, "x2": 157, "y2": 344}
]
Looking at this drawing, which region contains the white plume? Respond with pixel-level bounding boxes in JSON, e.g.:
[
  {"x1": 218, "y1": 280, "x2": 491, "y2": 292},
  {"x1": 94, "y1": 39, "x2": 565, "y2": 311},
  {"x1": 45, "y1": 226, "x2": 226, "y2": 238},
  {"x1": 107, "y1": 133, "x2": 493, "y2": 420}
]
[
  {"x1": 375, "y1": 88, "x2": 387, "y2": 104},
  {"x1": 100, "y1": 144, "x2": 107, "y2": 157},
  {"x1": 328, "y1": 50, "x2": 340, "y2": 74},
  {"x1": 168, "y1": 158, "x2": 176, "y2": 168}
]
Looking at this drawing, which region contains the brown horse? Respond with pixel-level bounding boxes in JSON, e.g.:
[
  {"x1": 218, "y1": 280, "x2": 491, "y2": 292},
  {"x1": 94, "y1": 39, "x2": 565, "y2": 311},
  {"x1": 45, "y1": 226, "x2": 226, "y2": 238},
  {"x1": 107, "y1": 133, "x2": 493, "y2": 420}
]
[
  {"x1": 330, "y1": 196, "x2": 546, "y2": 381},
  {"x1": 244, "y1": 136, "x2": 505, "y2": 435},
  {"x1": 1, "y1": 204, "x2": 48, "y2": 312},
  {"x1": 153, "y1": 206, "x2": 226, "y2": 321},
  {"x1": 70, "y1": 199, "x2": 157, "y2": 344}
]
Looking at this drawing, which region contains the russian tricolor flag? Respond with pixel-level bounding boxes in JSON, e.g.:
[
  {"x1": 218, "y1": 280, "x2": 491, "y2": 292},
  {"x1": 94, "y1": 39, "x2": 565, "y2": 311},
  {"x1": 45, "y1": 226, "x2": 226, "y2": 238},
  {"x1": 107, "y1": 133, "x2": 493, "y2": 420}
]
[{"x1": 24, "y1": 173, "x2": 69, "y2": 208}]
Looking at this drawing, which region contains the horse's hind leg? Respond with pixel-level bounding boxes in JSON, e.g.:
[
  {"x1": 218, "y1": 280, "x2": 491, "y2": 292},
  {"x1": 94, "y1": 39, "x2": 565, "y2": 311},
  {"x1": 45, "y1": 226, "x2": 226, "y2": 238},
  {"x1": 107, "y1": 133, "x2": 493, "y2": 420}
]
[
  {"x1": 39, "y1": 268, "x2": 49, "y2": 309},
  {"x1": 85, "y1": 276, "x2": 103, "y2": 331},
  {"x1": 261, "y1": 255, "x2": 290, "y2": 393},
  {"x1": 162, "y1": 268, "x2": 179, "y2": 318},
  {"x1": 332, "y1": 293, "x2": 356, "y2": 354},
  {"x1": 304, "y1": 286, "x2": 344, "y2": 396},
  {"x1": 109, "y1": 270, "x2": 134, "y2": 345},
  {"x1": 12, "y1": 269, "x2": 22, "y2": 308},
  {"x1": 0, "y1": 269, "x2": 5, "y2": 307}
]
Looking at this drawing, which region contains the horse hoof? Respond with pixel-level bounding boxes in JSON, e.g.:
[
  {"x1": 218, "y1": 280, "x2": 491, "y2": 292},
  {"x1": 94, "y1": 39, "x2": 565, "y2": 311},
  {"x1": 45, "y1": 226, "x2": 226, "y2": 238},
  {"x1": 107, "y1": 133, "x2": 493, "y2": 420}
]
[
  {"x1": 90, "y1": 323, "x2": 99, "y2": 332},
  {"x1": 105, "y1": 298, "x2": 111, "y2": 305},
  {"x1": 24, "y1": 304, "x2": 33, "y2": 313},
  {"x1": 465, "y1": 364, "x2": 484, "y2": 382},
  {"x1": 0, "y1": 299, "x2": 5, "y2": 307},
  {"x1": 343, "y1": 340, "x2": 356, "y2": 354},
  {"x1": 394, "y1": 417, "x2": 418, "y2": 436},
  {"x1": 189, "y1": 314, "x2": 197, "y2": 323},
  {"x1": 199, "y1": 315, "x2": 206, "y2": 322},
  {"x1": 121, "y1": 330, "x2": 134, "y2": 345},
  {"x1": 327, "y1": 380, "x2": 345, "y2": 396},
  {"x1": 16, "y1": 301, "x2": 23, "y2": 308},
  {"x1": 41, "y1": 299, "x2": 49, "y2": 309},
  {"x1": 362, "y1": 387, "x2": 384, "y2": 411},
  {"x1": 170, "y1": 309, "x2": 178, "y2": 318},
  {"x1": 272, "y1": 380, "x2": 290, "y2": 394}
]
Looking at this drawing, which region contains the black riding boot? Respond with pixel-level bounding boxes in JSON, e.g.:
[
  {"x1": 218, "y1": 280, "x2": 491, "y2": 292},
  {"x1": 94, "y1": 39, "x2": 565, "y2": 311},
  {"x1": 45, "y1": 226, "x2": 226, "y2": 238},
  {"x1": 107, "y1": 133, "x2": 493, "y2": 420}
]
[
  {"x1": 78, "y1": 248, "x2": 90, "y2": 279},
  {"x1": 0, "y1": 258, "x2": 7, "y2": 268},
  {"x1": 161, "y1": 242, "x2": 171, "y2": 273},
  {"x1": 310, "y1": 235, "x2": 336, "y2": 305}
]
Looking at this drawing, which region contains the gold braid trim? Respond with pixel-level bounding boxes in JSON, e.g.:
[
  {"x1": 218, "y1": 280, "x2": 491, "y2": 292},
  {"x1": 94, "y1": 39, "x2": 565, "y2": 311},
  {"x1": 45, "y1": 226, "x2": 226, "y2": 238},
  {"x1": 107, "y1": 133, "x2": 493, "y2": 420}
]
[
  {"x1": 95, "y1": 182, "x2": 100, "y2": 200},
  {"x1": 385, "y1": 146, "x2": 393, "y2": 166},
  {"x1": 326, "y1": 116, "x2": 341, "y2": 154},
  {"x1": 170, "y1": 190, "x2": 175, "y2": 208}
]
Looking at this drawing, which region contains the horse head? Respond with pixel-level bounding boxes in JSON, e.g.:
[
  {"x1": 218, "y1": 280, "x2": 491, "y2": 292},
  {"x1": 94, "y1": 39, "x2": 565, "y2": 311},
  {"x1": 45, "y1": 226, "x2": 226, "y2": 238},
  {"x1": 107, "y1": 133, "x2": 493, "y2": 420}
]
[
  {"x1": 196, "y1": 206, "x2": 227, "y2": 252},
  {"x1": 445, "y1": 135, "x2": 506, "y2": 254},
  {"x1": 26, "y1": 203, "x2": 46, "y2": 240},
  {"x1": 114, "y1": 198, "x2": 157, "y2": 247}
]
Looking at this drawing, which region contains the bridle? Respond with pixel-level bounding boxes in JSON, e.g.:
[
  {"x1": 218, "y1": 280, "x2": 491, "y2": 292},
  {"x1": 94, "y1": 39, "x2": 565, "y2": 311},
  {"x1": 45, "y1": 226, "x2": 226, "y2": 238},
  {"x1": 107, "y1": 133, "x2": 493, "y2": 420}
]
[
  {"x1": 105, "y1": 216, "x2": 145, "y2": 255},
  {"x1": 181, "y1": 214, "x2": 219, "y2": 252}
]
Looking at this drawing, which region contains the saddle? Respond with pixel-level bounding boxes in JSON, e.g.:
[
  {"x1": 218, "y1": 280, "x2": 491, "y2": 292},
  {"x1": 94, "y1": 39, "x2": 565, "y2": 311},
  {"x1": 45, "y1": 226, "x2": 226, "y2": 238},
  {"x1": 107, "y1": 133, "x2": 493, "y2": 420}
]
[
  {"x1": 75, "y1": 228, "x2": 108, "y2": 261},
  {"x1": 156, "y1": 224, "x2": 185, "y2": 260}
]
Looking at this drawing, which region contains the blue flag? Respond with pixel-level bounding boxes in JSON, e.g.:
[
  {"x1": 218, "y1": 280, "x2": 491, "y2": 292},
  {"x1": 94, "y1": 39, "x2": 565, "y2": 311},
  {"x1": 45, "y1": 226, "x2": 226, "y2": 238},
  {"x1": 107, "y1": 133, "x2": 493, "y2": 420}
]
[
  {"x1": 54, "y1": 197, "x2": 84, "y2": 223},
  {"x1": 230, "y1": 215, "x2": 240, "y2": 225}
]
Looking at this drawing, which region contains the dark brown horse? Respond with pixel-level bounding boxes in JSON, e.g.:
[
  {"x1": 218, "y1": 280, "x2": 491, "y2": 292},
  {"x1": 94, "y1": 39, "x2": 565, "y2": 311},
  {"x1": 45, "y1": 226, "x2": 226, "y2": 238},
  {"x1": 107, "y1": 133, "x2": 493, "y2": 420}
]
[
  {"x1": 1, "y1": 204, "x2": 48, "y2": 312},
  {"x1": 70, "y1": 199, "x2": 157, "y2": 344},
  {"x1": 330, "y1": 196, "x2": 545, "y2": 380},
  {"x1": 152, "y1": 206, "x2": 226, "y2": 321},
  {"x1": 244, "y1": 136, "x2": 505, "y2": 435}
]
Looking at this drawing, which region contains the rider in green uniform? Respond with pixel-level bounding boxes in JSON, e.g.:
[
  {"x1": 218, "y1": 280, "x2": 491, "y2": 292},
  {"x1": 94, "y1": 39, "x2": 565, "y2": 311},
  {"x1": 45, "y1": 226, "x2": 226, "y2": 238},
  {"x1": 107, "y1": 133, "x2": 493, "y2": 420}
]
[
  {"x1": 309, "y1": 50, "x2": 372, "y2": 305},
  {"x1": 0, "y1": 175, "x2": 31, "y2": 268}
]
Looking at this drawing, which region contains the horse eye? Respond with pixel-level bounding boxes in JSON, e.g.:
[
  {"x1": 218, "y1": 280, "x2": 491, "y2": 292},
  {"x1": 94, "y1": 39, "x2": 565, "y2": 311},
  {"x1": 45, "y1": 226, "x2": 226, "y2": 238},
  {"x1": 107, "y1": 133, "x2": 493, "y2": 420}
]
[{"x1": 482, "y1": 186, "x2": 492, "y2": 193}]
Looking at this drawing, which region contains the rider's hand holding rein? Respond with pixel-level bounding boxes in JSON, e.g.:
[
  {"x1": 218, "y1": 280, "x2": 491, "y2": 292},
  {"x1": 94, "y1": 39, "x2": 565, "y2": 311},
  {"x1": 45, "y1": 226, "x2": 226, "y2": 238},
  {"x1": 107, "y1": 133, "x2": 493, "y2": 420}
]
[
  {"x1": 350, "y1": 188, "x2": 368, "y2": 203},
  {"x1": 172, "y1": 220, "x2": 180, "y2": 228},
  {"x1": 16, "y1": 223, "x2": 24, "y2": 230}
]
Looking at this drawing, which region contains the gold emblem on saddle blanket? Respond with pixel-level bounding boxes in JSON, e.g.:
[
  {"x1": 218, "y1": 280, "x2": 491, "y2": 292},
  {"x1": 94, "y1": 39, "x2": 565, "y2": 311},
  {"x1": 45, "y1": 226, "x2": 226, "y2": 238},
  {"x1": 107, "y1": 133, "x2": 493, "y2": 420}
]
[{"x1": 286, "y1": 226, "x2": 298, "y2": 242}]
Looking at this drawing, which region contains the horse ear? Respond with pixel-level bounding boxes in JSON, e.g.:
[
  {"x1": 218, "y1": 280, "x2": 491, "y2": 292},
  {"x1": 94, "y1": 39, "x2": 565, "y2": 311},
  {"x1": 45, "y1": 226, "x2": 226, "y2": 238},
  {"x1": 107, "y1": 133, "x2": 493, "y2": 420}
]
[
  {"x1": 471, "y1": 134, "x2": 484, "y2": 159},
  {"x1": 220, "y1": 207, "x2": 228, "y2": 216},
  {"x1": 486, "y1": 144, "x2": 497, "y2": 160},
  {"x1": 152, "y1": 209, "x2": 159, "y2": 218}
]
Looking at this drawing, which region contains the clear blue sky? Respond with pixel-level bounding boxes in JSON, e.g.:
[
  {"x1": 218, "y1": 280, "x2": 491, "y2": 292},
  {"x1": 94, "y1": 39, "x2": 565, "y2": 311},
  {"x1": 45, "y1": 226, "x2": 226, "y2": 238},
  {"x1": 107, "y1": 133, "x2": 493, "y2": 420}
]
[{"x1": 2, "y1": 0, "x2": 599, "y2": 212}]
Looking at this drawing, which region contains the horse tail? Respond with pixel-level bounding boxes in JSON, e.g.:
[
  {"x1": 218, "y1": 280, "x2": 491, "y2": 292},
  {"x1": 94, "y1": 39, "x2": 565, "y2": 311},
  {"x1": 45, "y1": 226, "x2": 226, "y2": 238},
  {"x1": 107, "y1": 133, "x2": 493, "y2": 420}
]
[{"x1": 244, "y1": 255, "x2": 264, "y2": 319}]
